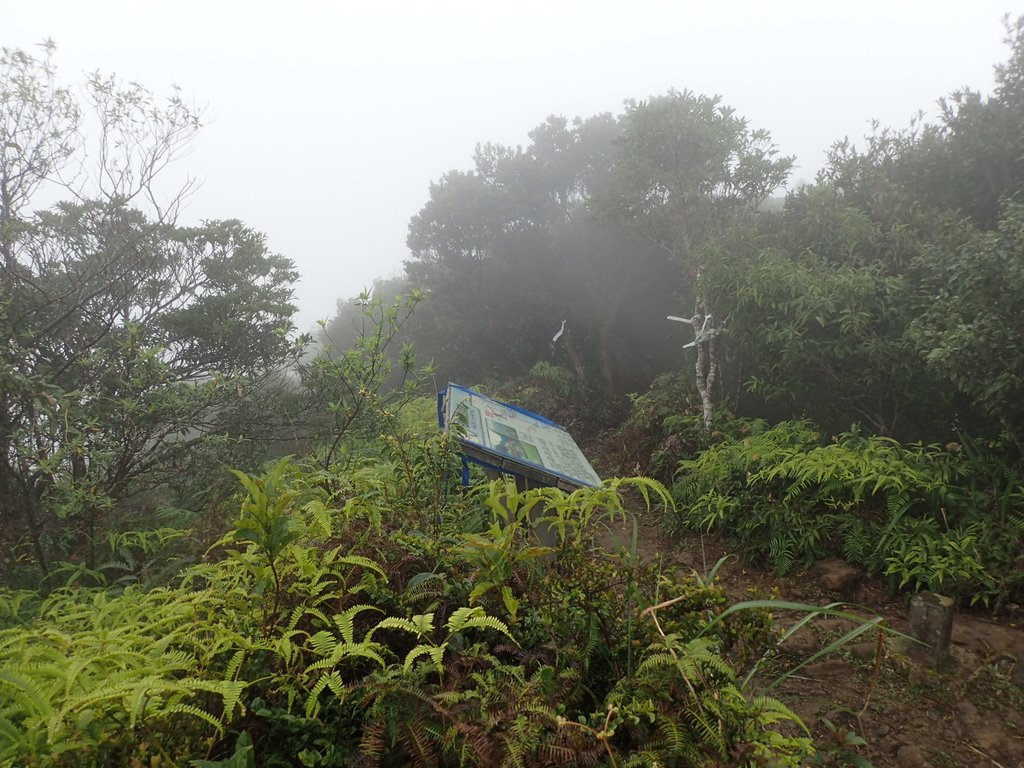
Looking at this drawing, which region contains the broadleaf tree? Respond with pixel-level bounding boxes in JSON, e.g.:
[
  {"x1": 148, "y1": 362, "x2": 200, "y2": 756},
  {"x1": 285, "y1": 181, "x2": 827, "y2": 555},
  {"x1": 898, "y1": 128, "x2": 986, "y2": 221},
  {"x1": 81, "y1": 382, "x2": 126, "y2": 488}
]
[
  {"x1": 603, "y1": 89, "x2": 794, "y2": 432},
  {"x1": 0, "y1": 44, "x2": 301, "y2": 579}
]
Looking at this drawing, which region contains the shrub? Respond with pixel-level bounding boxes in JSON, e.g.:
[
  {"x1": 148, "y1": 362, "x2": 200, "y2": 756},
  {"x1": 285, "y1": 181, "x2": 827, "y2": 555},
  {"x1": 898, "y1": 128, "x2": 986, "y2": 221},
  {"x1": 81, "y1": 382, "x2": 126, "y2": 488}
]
[
  {"x1": 0, "y1": 454, "x2": 815, "y2": 766},
  {"x1": 670, "y1": 419, "x2": 1024, "y2": 607}
]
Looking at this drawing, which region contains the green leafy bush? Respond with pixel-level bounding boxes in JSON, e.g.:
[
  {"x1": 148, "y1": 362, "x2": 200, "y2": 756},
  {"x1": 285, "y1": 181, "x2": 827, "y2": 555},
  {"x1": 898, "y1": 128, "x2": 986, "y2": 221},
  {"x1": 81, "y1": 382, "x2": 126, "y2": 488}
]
[
  {"x1": 0, "y1": 450, "x2": 817, "y2": 767},
  {"x1": 671, "y1": 419, "x2": 1024, "y2": 606}
]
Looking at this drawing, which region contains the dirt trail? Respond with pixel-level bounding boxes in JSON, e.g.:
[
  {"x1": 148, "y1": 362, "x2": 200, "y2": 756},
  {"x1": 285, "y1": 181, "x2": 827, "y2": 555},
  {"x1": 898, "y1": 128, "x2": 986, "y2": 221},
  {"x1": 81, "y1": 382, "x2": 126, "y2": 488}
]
[{"x1": 596, "y1": 504, "x2": 1024, "y2": 767}]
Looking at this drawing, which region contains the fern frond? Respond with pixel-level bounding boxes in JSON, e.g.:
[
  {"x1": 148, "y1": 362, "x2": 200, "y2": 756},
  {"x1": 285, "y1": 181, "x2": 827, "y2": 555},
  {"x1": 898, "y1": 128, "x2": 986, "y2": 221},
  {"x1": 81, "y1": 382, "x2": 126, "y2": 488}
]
[
  {"x1": 768, "y1": 534, "x2": 795, "y2": 574},
  {"x1": 333, "y1": 604, "x2": 382, "y2": 645},
  {"x1": 400, "y1": 713, "x2": 440, "y2": 768},
  {"x1": 305, "y1": 671, "x2": 346, "y2": 718},
  {"x1": 223, "y1": 649, "x2": 246, "y2": 682},
  {"x1": 636, "y1": 652, "x2": 677, "y2": 676},
  {"x1": 684, "y1": 704, "x2": 726, "y2": 755},
  {"x1": 0, "y1": 669, "x2": 54, "y2": 719},
  {"x1": 163, "y1": 701, "x2": 224, "y2": 734},
  {"x1": 659, "y1": 714, "x2": 686, "y2": 754},
  {"x1": 303, "y1": 499, "x2": 334, "y2": 538},
  {"x1": 305, "y1": 641, "x2": 387, "y2": 671},
  {"x1": 308, "y1": 630, "x2": 337, "y2": 658},
  {"x1": 404, "y1": 643, "x2": 447, "y2": 674},
  {"x1": 285, "y1": 604, "x2": 331, "y2": 633},
  {"x1": 748, "y1": 695, "x2": 809, "y2": 734},
  {"x1": 373, "y1": 615, "x2": 431, "y2": 639},
  {"x1": 334, "y1": 554, "x2": 387, "y2": 580},
  {"x1": 445, "y1": 607, "x2": 514, "y2": 642},
  {"x1": 213, "y1": 680, "x2": 247, "y2": 723}
]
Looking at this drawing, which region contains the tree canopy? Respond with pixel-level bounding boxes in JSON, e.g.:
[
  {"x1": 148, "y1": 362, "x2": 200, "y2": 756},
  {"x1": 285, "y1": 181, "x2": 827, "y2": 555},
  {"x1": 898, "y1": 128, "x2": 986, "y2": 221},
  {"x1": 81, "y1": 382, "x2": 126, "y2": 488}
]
[
  {"x1": 0, "y1": 44, "x2": 301, "y2": 578},
  {"x1": 402, "y1": 93, "x2": 792, "y2": 418},
  {"x1": 384, "y1": 16, "x2": 1024, "y2": 451}
]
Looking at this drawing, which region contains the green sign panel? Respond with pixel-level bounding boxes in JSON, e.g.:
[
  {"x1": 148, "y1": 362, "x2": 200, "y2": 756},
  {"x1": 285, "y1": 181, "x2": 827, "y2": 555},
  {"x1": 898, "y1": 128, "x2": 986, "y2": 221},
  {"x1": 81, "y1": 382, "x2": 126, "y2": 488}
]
[{"x1": 439, "y1": 383, "x2": 601, "y2": 490}]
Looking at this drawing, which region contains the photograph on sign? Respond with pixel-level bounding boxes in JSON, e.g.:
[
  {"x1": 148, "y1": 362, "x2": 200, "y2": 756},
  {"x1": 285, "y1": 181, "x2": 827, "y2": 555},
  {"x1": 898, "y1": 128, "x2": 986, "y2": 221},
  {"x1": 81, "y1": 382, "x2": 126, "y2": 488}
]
[{"x1": 442, "y1": 384, "x2": 601, "y2": 488}]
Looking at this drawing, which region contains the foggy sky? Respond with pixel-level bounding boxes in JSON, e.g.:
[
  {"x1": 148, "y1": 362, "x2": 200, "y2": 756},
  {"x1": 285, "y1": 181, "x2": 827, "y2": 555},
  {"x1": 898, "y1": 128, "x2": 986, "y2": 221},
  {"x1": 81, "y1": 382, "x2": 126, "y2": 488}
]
[{"x1": 6, "y1": 1, "x2": 1022, "y2": 331}]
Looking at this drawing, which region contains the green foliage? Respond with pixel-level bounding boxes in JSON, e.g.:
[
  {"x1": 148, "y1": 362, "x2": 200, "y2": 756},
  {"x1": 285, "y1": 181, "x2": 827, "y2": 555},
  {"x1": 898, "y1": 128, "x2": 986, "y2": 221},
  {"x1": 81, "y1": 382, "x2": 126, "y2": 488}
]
[
  {"x1": 301, "y1": 288, "x2": 430, "y2": 468},
  {"x1": 0, "y1": 583, "x2": 244, "y2": 766},
  {"x1": 824, "y1": 15, "x2": 1024, "y2": 232},
  {"x1": 191, "y1": 731, "x2": 255, "y2": 768},
  {"x1": 671, "y1": 419, "x2": 1024, "y2": 606},
  {"x1": 490, "y1": 361, "x2": 596, "y2": 435},
  {"x1": 22, "y1": 22, "x2": 1024, "y2": 767},
  {"x1": 224, "y1": 458, "x2": 302, "y2": 631},
  {"x1": 404, "y1": 112, "x2": 670, "y2": 404},
  {"x1": 882, "y1": 520, "x2": 997, "y2": 598},
  {"x1": 699, "y1": 186, "x2": 956, "y2": 439},
  {"x1": 0, "y1": 45, "x2": 303, "y2": 582},
  {"x1": 598, "y1": 631, "x2": 811, "y2": 767},
  {"x1": 230, "y1": 459, "x2": 301, "y2": 563},
  {"x1": 615, "y1": 372, "x2": 702, "y2": 481},
  {"x1": 606, "y1": 88, "x2": 793, "y2": 250},
  {"x1": 909, "y1": 203, "x2": 1024, "y2": 446},
  {"x1": 806, "y1": 718, "x2": 872, "y2": 768},
  {"x1": 403, "y1": 88, "x2": 792, "y2": 408},
  {"x1": 0, "y1": 442, "x2": 823, "y2": 767},
  {"x1": 47, "y1": 526, "x2": 194, "y2": 590},
  {"x1": 671, "y1": 21, "x2": 1024, "y2": 448}
]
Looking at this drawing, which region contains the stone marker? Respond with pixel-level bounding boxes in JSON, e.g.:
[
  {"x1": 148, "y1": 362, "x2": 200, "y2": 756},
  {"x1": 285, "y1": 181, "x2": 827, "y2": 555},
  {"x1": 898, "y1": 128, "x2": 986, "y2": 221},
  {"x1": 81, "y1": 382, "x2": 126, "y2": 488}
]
[{"x1": 906, "y1": 591, "x2": 954, "y2": 667}]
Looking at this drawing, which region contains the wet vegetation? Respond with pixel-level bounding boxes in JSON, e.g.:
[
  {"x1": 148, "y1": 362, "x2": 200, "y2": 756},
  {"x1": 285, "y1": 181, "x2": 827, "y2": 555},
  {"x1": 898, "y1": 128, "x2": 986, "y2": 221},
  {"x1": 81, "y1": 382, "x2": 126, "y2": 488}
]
[{"x1": 2, "y1": 17, "x2": 1024, "y2": 767}]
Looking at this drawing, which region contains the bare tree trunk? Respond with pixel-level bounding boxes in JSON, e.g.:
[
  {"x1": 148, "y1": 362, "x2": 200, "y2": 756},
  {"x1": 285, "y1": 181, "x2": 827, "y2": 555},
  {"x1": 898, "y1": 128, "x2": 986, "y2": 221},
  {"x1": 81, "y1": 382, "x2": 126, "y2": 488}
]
[
  {"x1": 680, "y1": 302, "x2": 720, "y2": 435},
  {"x1": 692, "y1": 320, "x2": 719, "y2": 434},
  {"x1": 703, "y1": 333, "x2": 720, "y2": 432},
  {"x1": 23, "y1": 480, "x2": 51, "y2": 582},
  {"x1": 562, "y1": 331, "x2": 588, "y2": 391}
]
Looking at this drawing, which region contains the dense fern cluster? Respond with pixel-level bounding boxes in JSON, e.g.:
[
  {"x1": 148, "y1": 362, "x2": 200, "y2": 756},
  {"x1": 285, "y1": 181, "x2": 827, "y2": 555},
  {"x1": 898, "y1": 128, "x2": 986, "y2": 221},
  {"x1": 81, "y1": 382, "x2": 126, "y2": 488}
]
[
  {"x1": 0, "y1": 431, "x2": 815, "y2": 767},
  {"x1": 671, "y1": 420, "x2": 1024, "y2": 607}
]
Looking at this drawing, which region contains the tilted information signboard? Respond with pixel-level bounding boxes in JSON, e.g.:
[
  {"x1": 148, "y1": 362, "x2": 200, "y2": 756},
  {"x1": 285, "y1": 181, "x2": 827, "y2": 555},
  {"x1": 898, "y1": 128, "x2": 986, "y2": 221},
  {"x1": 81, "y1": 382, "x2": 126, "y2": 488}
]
[{"x1": 438, "y1": 383, "x2": 601, "y2": 491}]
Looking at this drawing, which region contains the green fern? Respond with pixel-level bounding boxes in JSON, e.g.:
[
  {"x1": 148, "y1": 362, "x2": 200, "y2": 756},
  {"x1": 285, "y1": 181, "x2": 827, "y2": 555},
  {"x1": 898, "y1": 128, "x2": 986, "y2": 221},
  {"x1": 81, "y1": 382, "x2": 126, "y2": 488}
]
[{"x1": 768, "y1": 533, "x2": 796, "y2": 574}]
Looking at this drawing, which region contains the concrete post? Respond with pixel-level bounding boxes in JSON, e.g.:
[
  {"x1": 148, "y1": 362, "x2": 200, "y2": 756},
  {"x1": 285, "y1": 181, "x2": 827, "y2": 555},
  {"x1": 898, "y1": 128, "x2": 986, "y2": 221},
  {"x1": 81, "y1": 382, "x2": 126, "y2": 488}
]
[{"x1": 907, "y1": 591, "x2": 954, "y2": 667}]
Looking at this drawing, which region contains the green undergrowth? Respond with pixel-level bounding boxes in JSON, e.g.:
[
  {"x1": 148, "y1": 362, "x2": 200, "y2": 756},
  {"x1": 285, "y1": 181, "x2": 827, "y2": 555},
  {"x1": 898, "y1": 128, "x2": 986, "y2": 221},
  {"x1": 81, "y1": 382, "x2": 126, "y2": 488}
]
[
  {"x1": 670, "y1": 420, "x2": 1024, "y2": 608},
  {"x1": 0, "y1": 436, "x2": 849, "y2": 767}
]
